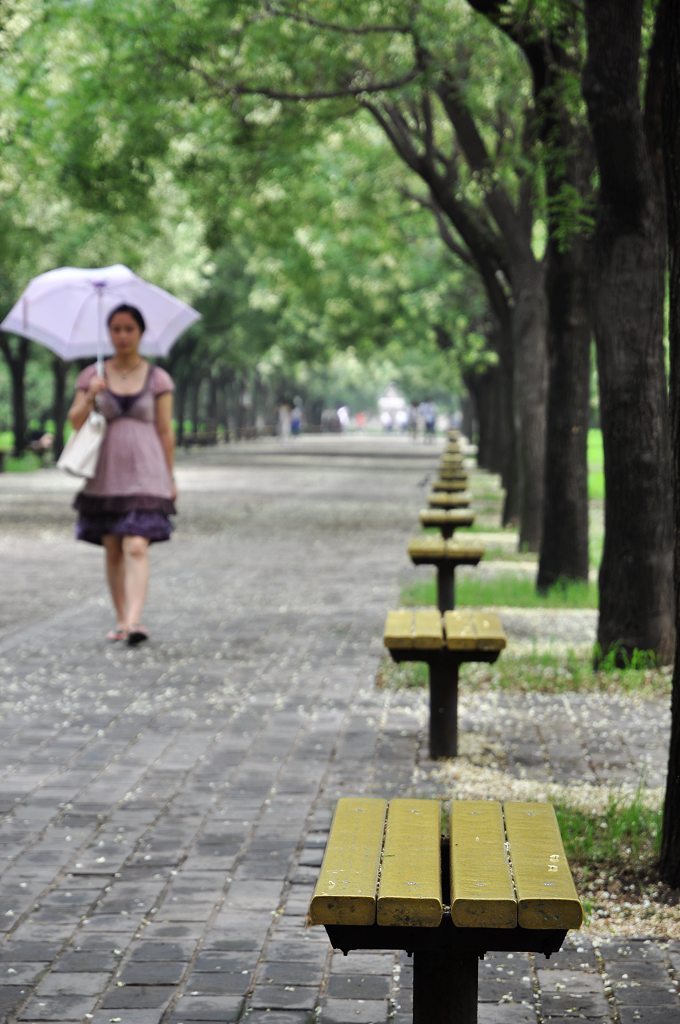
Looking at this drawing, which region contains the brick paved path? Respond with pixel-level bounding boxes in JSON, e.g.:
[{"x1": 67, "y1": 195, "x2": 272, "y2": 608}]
[{"x1": 0, "y1": 436, "x2": 677, "y2": 1023}]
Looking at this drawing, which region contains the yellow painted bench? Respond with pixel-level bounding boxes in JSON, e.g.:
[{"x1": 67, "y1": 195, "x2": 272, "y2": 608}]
[
  {"x1": 432, "y1": 477, "x2": 468, "y2": 492},
  {"x1": 428, "y1": 490, "x2": 472, "y2": 510},
  {"x1": 310, "y1": 797, "x2": 582, "y2": 1024},
  {"x1": 407, "y1": 537, "x2": 485, "y2": 612},
  {"x1": 419, "y1": 508, "x2": 475, "y2": 538},
  {"x1": 384, "y1": 609, "x2": 506, "y2": 757}
]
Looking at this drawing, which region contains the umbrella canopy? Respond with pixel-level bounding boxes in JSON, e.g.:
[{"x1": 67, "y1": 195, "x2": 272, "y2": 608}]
[{"x1": 0, "y1": 264, "x2": 201, "y2": 361}]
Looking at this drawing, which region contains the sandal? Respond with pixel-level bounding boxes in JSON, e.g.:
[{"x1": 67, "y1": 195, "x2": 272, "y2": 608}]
[
  {"x1": 106, "y1": 627, "x2": 127, "y2": 642},
  {"x1": 127, "y1": 626, "x2": 149, "y2": 647}
]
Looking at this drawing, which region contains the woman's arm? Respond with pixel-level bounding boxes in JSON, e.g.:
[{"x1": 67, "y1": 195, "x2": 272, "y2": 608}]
[
  {"x1": 155, "y1": 392, "x2": 176, "y2": 500},
  {"x1": 67, "y1": 376, "x2": 107, "y2": 430}
]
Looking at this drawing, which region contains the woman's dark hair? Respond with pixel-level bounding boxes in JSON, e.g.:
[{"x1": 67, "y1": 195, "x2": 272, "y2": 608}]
[{"x1": 107, "y1": 303, "x2": 146, "y2": 333}]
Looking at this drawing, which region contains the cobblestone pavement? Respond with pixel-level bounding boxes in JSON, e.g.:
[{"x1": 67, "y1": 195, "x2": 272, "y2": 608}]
[{"x1": 0, "y1": 435, "x2": 677, "y2": 1024}]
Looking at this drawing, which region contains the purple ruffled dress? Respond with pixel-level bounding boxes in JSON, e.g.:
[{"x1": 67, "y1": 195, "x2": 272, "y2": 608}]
[{"x1": 73, "y1": 363, "x2": 176, "y2": 546}]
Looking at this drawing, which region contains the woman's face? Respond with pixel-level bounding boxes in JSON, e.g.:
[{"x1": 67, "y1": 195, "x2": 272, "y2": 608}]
[{"x1": 108, "y1": 312, "x2": 143, "y2": 356}]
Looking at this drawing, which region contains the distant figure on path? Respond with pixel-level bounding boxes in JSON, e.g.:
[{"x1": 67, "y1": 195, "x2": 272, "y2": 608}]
[
  {"x1": 408, "y1": 400, "x2": 419, "y2": 441},
  {"x1": 66, "y1": 303, "x2": 176, "y2": 646},
  {"x1": 420, "y1": 399, "x2": 437, "y2": 441},
  {"x1": 278, "y1": 402, "x2": 292, "y2": 440}
]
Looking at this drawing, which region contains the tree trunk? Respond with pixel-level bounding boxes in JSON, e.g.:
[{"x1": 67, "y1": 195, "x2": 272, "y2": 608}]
[
  {"x1": 189, "y1": 378, "x2": 201, "y2": 433},
  {"x1": 461, "y1": 393, "x2": 475, "y2": 441},
  {"x1": 51, "y1": 357, "x2": 68, "y2": 460},
  {"x1": 465, "y1": 367, "x2": 495, "y2": 469},
  {"x1": 659, "y1": 0, "x2": 680, "y2": 887},
  {"x1": 175, "y1": 375, "x2": 187, "y2": 445},
  {"x1": 511, "y1": 260, "x2": 547, "y2": 551},
  {"x1": 583, "y1": 0, "x2": 675, "y2": 663},
  {"x1": 538, "y1": 240, "x2": 592, "y2": 588},
  {"x1": 207, "y1": 374, "x2": 218, "y2": 435},
  {"x1": 0, "y1": 336, "x2": 30, "y2": 457}
]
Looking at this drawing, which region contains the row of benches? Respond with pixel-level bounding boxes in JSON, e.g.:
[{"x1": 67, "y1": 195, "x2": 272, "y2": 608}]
[
  {"x1": 308, "y1": 431, "x2": 582, "y2": 1024},
  {"x1": 385, "y1": 433, "x2": 506, "y2": 758}
]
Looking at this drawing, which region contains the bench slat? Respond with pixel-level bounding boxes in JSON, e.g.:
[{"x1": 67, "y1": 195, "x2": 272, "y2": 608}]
[
  {"x1": 450, "y1": 801, "x2": 517, "y2": 928},
  {"x1": 433, "y1": 480, "x2": 468, "y2": 492},
  {"x1": 419, "y1": 509, "x2": 475, "y2": 527},
  {"x1": 407, "y1": 538, "x2": 485, "y2": 561},
  {"x1": 471, "y1": 612, "x2": 507, "y2": 652},
  {"x1": 428, "y1": 492, "x2": 472, "y2": 508},
  {"x1": 413, "y1": 609, "x2": 444, "y2": 648},
  {"x1": 377, "y1": 799, "x2": 443, "y2": 927},
  {"x1": 442, "y1": 610, "x2": 478, "y2": 649},
  {"x1": 504, "y1": 802, "x2": 583, "y2": 930},
  {"x1": 383, "y1": 610, "x2": 416, "y2": 649},
  {"x1": 384, "y1": 610, "x2": 443, "y2": 649},
  {"x1": 308, "y1": 798, "x2": 387, "y2": 926}
]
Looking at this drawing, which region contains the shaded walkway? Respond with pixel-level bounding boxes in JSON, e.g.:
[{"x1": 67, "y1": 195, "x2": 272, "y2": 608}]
[{"x1": 0, "y1": 436, "x2": 676, "y2": 1023}]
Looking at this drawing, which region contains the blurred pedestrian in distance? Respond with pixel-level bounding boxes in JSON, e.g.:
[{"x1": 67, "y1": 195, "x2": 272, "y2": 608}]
[
  {"x1": 278, "y1": 402, "x2": 292, "y2": 440},
  {"x1": 420, "y1": 399, "x2": 437, "y2": 442},
  {"x1": 408, "y1": 401, "x2": 419, "y2": 442},
  {"x1": 66, "y1": 303, "x2": 176, "y2": 647}
]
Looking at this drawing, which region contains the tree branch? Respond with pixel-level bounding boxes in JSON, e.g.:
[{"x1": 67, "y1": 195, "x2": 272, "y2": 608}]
[
  {"x1": 401, "y1": 188, "x2": 475, "y2": 267},
  {"x1": 264, "y1": 2, "x2": 412, "y2": 36},
  {"x1": 197, "y1": 65, "x2": 423, "y2": 101}
]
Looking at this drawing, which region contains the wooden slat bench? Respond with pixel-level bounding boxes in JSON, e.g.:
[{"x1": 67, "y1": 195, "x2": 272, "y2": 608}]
[
  {"x1": 407, "y1": 537, "x2": 484, "y2": 611},
  {"x1": 432, "y1": 477, "x2": 468, "y2": 492},
  {"x1": 428, "y1": 490, "x2": 472, "y2": 510},
  {"x1": 310, "y1": 797, "x2": 582, "y2": 1024},
  {"x1": 419, "y1": 508, "x2": 475, "y2": 539},
  {"x1": 384, "y1": 609, "x2": 505, "y2": 757}
]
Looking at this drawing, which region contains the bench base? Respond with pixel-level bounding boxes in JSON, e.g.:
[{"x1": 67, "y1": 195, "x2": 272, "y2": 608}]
[
  {"x1": 390, "y1": 649, "x2": 501, "y2": 758},
  {"x1": 326, "y1": 921, "x2": 566, "y2": 1024}
]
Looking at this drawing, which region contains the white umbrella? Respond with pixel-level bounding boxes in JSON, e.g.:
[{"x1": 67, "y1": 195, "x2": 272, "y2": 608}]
[{"x1": 0, "y1": 264, "x2": 201, "y2": 368}]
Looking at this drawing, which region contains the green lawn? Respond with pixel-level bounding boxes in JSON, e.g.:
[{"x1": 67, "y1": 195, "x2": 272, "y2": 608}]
[
  {"x1": 401, "y1": 573, "x2": 598, "y2": 609},
  {"x1": 588, "y1": 428, "x2": 604, "y2": 500}
]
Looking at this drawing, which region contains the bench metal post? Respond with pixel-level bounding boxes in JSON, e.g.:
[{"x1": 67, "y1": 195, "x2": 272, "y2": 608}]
[
  {"x1": 428, "y1": 655, "x2": 458, "y2": 758},
  {"x1": 440, "y1": 523, "x2": 454, "y2": 539},
  {"x1": 413, "y1": 950, "x2": 478, "y2": 1023},
  {"x1": 436, "y1": 564, "x2": 455, "y2": 612}
]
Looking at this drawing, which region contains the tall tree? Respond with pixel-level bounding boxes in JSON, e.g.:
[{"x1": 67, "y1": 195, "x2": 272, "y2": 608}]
[
  {"x1": 582, "y1": 0, "x2": 674, "y2": 663},
  {"x1": 660, "y1": 0, "x2": 680, "y2": 886},
  {"x1": 468, "y1": 0, "x2": 593, "y2": 587}
]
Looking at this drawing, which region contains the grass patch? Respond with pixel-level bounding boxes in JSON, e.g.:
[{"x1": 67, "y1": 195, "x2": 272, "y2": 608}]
[
  {"x1": 376, "y1": 658, "x2": 428, "y2": 689},
  {"x1": 377, "y1": 651, "x2": 671, "y2": 697},
  {"x1": 482, "y1": 546, "x2": 537, "y2": 563},
  {"x1": 461, "y1": 652, "x2": 671, "y2": 696},
  {"x1": 554, "y1": 790, "x2": 662, "y2": 893},
  {"x1": 401, "y1": 574, "x2": 598, "y2": 609},
  {"x1": 4, "y1": 453, "x2": 44, "y2": 472},
  {"x1": 588, "y1": 428, "x2": 604, "y2": 500}
]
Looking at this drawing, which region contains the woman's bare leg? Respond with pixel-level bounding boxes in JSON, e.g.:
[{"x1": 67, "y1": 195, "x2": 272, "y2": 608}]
[
  {"x1": 103, "y1": 535, "x2": 126, "y2": 628},
  {"x1": 122, "y1": 535, "x2": 150, "y2": 629}
]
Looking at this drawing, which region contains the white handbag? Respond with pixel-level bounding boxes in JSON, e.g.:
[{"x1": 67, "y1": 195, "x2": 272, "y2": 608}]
[{"x1": 57, "y1": 410, "x2": 107, "y2": 478}]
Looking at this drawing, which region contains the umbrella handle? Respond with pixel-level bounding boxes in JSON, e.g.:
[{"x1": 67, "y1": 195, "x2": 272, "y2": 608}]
[{"x1": 96, "y1": 284, "x2": 104, "y2": 377}]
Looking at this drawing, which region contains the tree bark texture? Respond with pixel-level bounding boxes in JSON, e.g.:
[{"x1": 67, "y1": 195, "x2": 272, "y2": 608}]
[
  {"x1": 0, "y1": 335, "x2": 29, "y2": 456},
  {"x1": 583, "y1": 0, "x2": 675, "y2": 662},
  {"x1": 511, "y1": 258, "x2": 547, "y2": 550},
  {"x1": 467, "y1": 0, "x2": 591, "y2": 577},
  {"x1": 538, "y1": 237, "x2": 592, "y2": 587},
  {"x1": 51, "y1": 358, "x2": 68, "y2": 460},
  {"x1": 174, "y1": 376, "x2": 187, "y2": 445},
  {"x1": 659, "y1": 0, "x2": 680, "y2": 887}
]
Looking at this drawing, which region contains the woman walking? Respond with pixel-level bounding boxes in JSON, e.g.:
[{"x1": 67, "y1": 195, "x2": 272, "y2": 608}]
[{"x1": 67, "y1": 303, "x2": 176, "y2": 645}]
